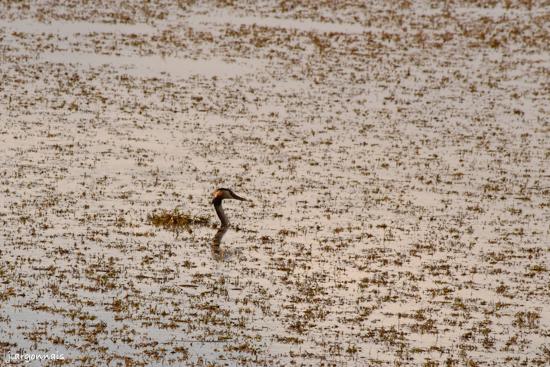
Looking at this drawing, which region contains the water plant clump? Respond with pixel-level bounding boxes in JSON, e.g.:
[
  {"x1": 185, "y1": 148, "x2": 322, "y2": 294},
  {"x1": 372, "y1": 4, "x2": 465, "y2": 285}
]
[{"x1": 148, "y1": 208, "x2": 209, "y2": 233}]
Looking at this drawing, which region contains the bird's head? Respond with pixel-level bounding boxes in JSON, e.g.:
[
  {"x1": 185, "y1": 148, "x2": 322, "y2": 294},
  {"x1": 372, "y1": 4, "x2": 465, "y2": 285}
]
[{"x1": 212, "y1": 188, "x2": 248, "y2": 204}]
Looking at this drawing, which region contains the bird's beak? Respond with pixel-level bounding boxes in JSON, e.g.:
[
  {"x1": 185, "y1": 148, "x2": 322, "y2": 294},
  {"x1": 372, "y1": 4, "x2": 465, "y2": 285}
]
[{"x1": 231, "y1": 193, "x2": 248, "y2": 201}]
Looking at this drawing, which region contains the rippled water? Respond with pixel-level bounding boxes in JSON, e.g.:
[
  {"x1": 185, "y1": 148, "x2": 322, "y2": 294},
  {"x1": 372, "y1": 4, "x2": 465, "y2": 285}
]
[{"x1": 0, "y1": 2, "x2": 549, "y2": 366}]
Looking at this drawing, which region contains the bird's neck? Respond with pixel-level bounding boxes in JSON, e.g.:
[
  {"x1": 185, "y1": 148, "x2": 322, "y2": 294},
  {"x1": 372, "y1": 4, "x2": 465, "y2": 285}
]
[{"x1": 213, "y1": 199, "x2": 229, "y2": 227}]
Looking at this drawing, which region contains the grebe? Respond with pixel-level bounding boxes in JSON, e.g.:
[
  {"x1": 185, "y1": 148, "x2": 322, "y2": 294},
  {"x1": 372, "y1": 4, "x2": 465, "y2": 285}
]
[{"x1": 211, "y1": 188, "x2": 248, "y2": 227}]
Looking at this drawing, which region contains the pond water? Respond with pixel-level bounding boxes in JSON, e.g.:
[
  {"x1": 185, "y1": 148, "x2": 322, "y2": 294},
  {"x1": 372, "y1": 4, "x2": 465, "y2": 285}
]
[{"x1": 0, "y1": 2, "x2": 548, "y2": 366}]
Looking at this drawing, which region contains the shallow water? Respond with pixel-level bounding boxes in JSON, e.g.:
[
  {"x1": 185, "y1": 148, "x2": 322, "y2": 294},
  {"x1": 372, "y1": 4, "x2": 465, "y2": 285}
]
[
  {"x1": 0, "y1": 1, "x2": 549, "y2": 366},
  {"x1": 2, "y1": 19, "x2": 155, "y2": 36},
  {"x1": 40, "y1": 51, "x2": 257, "y2": 78}
]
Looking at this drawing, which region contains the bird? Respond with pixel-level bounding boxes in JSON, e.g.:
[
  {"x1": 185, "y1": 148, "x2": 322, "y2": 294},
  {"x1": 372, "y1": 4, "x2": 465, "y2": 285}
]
[{"x1": 211, "y1": 188, "x2": 248, "y2": 228}]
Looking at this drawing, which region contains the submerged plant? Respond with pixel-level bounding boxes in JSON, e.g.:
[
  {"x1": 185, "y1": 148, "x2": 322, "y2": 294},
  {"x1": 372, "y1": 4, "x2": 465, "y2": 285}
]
[{"x1": 147, "y1": 208, "x2": 209, "y2": 234}]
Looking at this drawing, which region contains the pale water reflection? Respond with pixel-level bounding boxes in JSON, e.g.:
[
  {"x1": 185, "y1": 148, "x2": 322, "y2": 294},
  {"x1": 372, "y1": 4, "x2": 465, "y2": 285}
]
[
  {"x1": 0, "y1": 19, "x2": 155, "y2": 35},
  {"x1": 40, "y1": 51, "x2": 257, "y2": 78}
]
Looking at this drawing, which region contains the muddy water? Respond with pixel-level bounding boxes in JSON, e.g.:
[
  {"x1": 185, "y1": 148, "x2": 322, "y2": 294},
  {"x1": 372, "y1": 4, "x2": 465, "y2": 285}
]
[{"x1": 0, "y1": 1, "x2": 549, "y2": 366}]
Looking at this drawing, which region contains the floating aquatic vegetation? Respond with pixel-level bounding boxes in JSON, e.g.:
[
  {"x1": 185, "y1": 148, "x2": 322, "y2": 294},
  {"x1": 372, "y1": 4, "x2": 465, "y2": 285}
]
[{"x1": 147, "y1": 208, "x2": 209, "y2": 233}]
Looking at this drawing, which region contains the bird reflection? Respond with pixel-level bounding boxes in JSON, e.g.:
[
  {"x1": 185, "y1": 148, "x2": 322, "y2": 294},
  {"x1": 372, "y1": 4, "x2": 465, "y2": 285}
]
[
  {"x1": 212, "y1": 225, "x2": 228, "y2": 246},
  {"x1": 211, "y1": 226, "x2": 229, "y2": 261}
]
